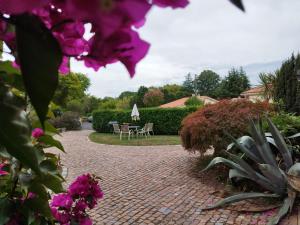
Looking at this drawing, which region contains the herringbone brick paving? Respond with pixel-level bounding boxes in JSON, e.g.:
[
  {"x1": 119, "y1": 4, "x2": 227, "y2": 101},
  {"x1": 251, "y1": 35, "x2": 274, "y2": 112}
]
[{"x1": 55, "y1": 131, "x2": 299, "y2": 225}]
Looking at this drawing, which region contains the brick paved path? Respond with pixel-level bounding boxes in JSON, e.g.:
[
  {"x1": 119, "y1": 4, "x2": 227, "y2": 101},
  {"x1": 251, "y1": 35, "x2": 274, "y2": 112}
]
[{"x1": 57, "y1": 131, "x2": 298, "y2": 225}]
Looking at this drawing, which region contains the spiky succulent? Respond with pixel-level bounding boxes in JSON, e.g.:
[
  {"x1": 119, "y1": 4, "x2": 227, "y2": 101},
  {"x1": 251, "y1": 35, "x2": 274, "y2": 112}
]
[{"x1": 202, "y1": 118, "x2": 300, "y2": 225}]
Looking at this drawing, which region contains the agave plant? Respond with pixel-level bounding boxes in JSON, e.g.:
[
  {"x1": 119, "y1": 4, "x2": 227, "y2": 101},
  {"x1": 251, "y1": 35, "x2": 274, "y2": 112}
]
[{"x1": 202, "y1": 118, "x2": 300, "y2": 225}]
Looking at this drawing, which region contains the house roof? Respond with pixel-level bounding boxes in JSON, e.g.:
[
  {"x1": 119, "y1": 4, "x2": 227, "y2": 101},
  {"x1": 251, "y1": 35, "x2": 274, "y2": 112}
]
[
  {"x1": 159, "y1": 97, "x2": 189, "y2": 108},
  {"x1": 159, "y1": 96, "x2": 218, "y2": 108},
  {"x1": 241, "y1": 86, "x2": 264, "y2": 96}
]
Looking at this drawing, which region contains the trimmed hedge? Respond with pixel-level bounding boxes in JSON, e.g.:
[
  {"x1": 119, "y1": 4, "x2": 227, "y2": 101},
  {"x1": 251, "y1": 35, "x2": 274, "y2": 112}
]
[{"x1": 92, "y1": 107, "x2": 198, "y2": 135}]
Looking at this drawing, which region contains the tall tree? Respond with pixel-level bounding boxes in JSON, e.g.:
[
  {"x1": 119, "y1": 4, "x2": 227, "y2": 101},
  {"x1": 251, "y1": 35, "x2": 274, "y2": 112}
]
[
  {"x1": 216, "y1": 67, "x2": 250, "y2": 98},
  {"x1": 161, "y1": 84, "x2": 188, "y2": 103},
  {"x1": 274, "y1": 54, "x2": 300, "y2": 113},
  {"x1": 131, "y1": 86, "x2": 148, "y2": 107},
  {"x1": 53, "y1": 72, "x2": 90, "y2": 107},
  {"x1": 194, "y1": 70, "x2": 220, "y2": 97},
  {"x1": 182, "y1": 73, "x2": 195, "y2": 95}
]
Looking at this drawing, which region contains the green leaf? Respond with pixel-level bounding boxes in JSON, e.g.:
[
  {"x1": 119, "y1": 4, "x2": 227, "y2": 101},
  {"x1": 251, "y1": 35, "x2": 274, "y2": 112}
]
[
  {"x1": 15, "y1": 14, "x2": 62, "y2": 125},
  {"x1": 40, "y1": 159, "x2": 58, "y2": 174},
  {"x1": 0, "y1": 86, "x2": 40, "y2": 173},
  {"x1": 203, "y1": 192, "x2": 279, "y2": 210},
  {"x1": 38, "y1": 135, "x2": 64, "y2": 152},
  {"x1": 267, "y1": 118, "x2": 293, "y2": 170},
  {"x1": 28, "y1": 181, "x2": 49, "y2": 200},
  {"x1": 0, "y1": 61, "x2": 23, "y2": 91},
  {"x1": 32, "y1": 120, "x2": 60, "y2": 136},
  {"x1": 229, "y1": 0, "x2": 245, "y2": 11},
  {"x1": 0, "y1": 197, "x2": 13, "y2": 224},
  {"x1": 24, "y1": 198, "x2": 53, "y2": 219},
  {"x1": 39, "y1": 173, "x2": 64, "y2": 193}
]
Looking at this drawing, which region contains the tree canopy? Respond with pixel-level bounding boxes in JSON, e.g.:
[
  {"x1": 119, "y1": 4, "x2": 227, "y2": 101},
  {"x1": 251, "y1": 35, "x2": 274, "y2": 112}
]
[{"x1": 216, "y1": 67, "x2": 250, "y2": 98}]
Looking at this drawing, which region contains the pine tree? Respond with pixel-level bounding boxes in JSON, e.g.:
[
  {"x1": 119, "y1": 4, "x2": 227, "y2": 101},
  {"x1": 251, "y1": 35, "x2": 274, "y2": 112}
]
[{"x1": 274, "y1": 54, "x2": 300, "y2": 114}]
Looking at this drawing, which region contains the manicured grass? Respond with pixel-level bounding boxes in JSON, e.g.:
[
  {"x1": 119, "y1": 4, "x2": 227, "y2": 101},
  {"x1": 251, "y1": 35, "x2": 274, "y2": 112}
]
[{"x1": 89, "y1": 132, "x2": 181, "y2": 146}]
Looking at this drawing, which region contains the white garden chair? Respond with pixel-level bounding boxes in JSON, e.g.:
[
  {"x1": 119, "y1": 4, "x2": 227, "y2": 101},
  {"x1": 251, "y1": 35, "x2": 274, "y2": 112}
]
[
  {"x1": 112, "y1": 124, "x2": 120, "y2": 135},
  {"x1": 120, "y1": 124, "x2": 133, "y2": 140},
  {"x1": 137, "y1": 123, "x2": 149, "y2": 138},
  {"x1": 147, "y1": 123, "x2": 154, "y2": 136}
]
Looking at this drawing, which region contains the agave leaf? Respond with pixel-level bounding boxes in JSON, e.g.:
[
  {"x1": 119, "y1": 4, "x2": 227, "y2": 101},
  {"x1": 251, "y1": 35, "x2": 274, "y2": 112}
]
[
  {"x1": 202, "y1": 157, "x2": 246, "y2": 174},
  {"x1": 249, "y1": 120, "x2": 277, "y2": 168},
  {"x1": 203, "y1": 192, "x2": 279, "y2": 210},
  {"x1": 227, "y1": 153, "x2": 280, "y2": 194},
  {"x1": 258, "y1": 164, "x2": 286, "y2": 190},
  {"x1": 267, "y1": 194, "x2": 295, "y2": 225},
  {"x1": 266, "y1": 118, "x2": 293, "y2": 170},
  {"x1": 266, "y1": 137, "x2": 277, "y2": 148},
  {"x1": 229, "y1": 169, "x2": 250, "y2": 183},
  {"x1": 287, "y1": 133, "x2": 300, "y2": 139},
  {"x1": 226, "y1": 135, "x2": 263, "y2": 163},
  {"x1": 265, "y1": 132, "x2": 272, "y2": 137},
  {"x1": 287, "y1": 163, "x2": 300, "y2": 192}
]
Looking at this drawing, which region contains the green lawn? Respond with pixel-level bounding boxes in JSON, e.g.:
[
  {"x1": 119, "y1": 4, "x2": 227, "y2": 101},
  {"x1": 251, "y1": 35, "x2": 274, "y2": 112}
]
[{"x1": 89, "y1": 132, "x2": 182, "y2": 146}]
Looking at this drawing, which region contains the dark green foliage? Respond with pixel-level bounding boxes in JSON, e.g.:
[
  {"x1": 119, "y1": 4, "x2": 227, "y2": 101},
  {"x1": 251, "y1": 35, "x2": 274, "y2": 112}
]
[
  {"x1": 182, "y1": 73, "x2": 195, "y2": 95},
  {"x1": 263, "y1": 113, "x2": 300, "y2": 136},
  {"x1": 216, "y1": 67, "x2": 250, "y2": 98},
  {"x1": 49, "y1": 111, "x2": 81, "y2": 130},
  {"x1": 194, "y1": 70, "x2": 220, "y2": 97},
  {"x1": 274, "y1": 54, "x2": 300, "y2": 114},
  {"x1": 161, "y1": 84, "x2": 188, "y2": 103},
  {"x1": 15, "y1": 14, "x2": 62, "y2": 125},
  {"x1": 184, "y1": 96, "x2": 204, "y2": 107},
  {"x1": 132, "y1": 86, "x2": 148, "y2": 107},
  {"x1": 119, "y1": 91, "x2": 136, "y2": 99},
  {"x1": 53, "y1": 72, "x2": 90, "y2": 108},
  {"x1": 93, "y1": 107, "x2": 198, "y2": 135}
]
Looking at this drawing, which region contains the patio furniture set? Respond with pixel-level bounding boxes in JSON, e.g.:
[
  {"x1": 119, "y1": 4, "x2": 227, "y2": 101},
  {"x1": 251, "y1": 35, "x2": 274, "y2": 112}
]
[{"x1": 112, "y1": 123, "x2": 154, "y2": 140}]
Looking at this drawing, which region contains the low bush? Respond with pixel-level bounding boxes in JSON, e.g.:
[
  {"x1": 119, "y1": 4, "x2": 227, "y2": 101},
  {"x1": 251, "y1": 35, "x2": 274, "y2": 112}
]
[
  {"x1": 185, "y1": 96, "x2": 204, "y2": 107},
  {"x1": 263, "y1": 112, "x2": 300, "y2": 136},
  {"x1": 49, "y1": 111, "x2": 82, "y2": 130},
  {"x1": 92, "y1": 107, "x2": 198, "y2": 135},
  {"x1": 180, "y1": 99, "x2": 271, "y2": 156}
]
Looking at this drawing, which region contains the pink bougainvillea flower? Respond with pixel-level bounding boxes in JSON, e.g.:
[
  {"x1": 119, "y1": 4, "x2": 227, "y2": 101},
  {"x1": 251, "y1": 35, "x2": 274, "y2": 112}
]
[
  {"x1": 0, "y1": 163, "x2": 8, "y2": 176},
  {"x1": 83, "y1": 28, "x2": 149, "y2": 77},
  {"x1": 79, "y1": 217, "x2": 92, "y2": 225},
  {"x1": 152, "y1": 0, "x2": 189, "y2": 8},
  {"x1": 59, "y1": 57, "x2": 70, "y2": 74},
  {"x1": 31, "y1": 128, "x2": 44, "y2": 139},
  {"x1": 51, "y1": 193, "x2": 73, "y2": 209},
  {"x1": 0, "y1": 0, "x2": 49, "y2": 14}
]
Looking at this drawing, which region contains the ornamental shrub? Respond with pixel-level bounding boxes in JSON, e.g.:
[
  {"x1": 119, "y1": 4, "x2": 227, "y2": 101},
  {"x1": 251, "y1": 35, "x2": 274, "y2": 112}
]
[
  {"x1": 184, "y1": 96, "x2": 204, "y2": 107},
  {"x1": 93, "y1": 107, "x2": 198, "y2": 135},
  {"x1": 180, "y1": 99, "x2": 271, "y2": 156},
  {"x1": 263, "y1": 112, "x2": 300, "y2": 136},
  {"x1": 49, "y1": 111, "x2": 82, "y2": 130}
]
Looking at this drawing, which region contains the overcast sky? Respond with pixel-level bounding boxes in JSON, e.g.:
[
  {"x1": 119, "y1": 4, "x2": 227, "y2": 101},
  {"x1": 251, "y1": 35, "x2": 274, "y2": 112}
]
[{"x1": 71, "y1": 0, "x2": 300, "y2": 98}]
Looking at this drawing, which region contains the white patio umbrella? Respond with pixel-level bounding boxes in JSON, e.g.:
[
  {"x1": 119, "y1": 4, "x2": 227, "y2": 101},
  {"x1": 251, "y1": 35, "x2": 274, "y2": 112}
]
[{"x1": 131, "y1": 104, "x2": 140, "y2": 121}]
